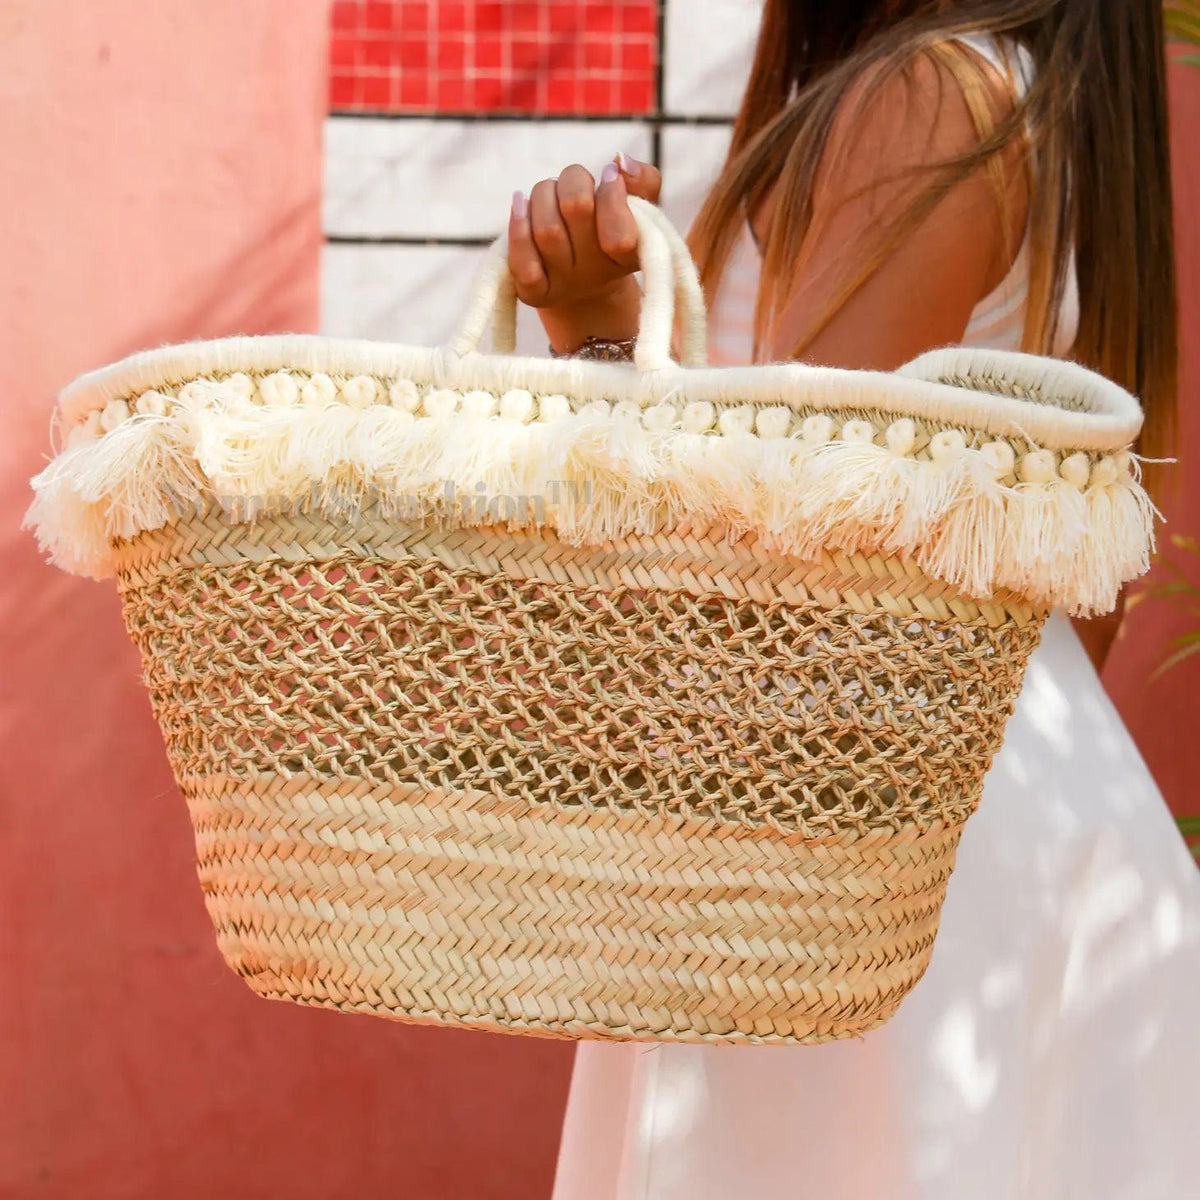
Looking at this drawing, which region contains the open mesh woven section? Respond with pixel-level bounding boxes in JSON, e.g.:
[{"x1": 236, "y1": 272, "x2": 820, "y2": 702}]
[{"x1": 116, "y1": 518, "x2": 1044, "y2": 837}]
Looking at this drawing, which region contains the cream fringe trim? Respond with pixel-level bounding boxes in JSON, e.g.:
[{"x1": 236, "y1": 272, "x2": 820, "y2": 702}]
[{"x1": 26, "y1": 376, "x2": 1156, "y2": 616}]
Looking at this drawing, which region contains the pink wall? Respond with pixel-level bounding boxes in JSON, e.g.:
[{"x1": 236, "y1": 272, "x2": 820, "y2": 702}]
[
  {"x1": 1106, "y1": 60, "x2": 1200, "y2": 821},
  {"x1": 0, "y1": 3, "x2": 571, "y2": 1197}
]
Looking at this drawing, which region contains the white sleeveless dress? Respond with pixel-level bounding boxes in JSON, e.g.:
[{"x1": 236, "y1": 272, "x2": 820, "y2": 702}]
[{"x1": 551, "y1": 35, "x2": 1200, "y2": 1200}]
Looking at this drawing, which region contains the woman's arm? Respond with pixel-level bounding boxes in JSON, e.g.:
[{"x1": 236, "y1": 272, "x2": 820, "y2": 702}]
[{"x1": 758, "y1": 50, "x2": 1027, "y2": 368}]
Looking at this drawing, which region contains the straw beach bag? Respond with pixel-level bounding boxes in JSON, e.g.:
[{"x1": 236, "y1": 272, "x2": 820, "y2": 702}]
[{"x1": 27, "y1": 197, "x2": 1155, "y2": 1045}]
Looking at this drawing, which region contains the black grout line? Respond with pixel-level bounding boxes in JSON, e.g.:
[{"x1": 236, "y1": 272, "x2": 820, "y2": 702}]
[
  {"x1": 326, "y1": 109, "x2": 734, "y2": 126},
  {"x1": 651, "y1": 0, "x2": 667, "y2": 171},
  {"x1": 325, "y1": 234, "x2": 500, "y2": 247}
]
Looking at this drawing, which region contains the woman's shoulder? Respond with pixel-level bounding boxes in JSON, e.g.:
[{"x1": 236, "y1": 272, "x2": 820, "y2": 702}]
[
  {"x1": 815, "y1": 39, "x2": 1023, "y2": 213},
  {"x1": 835, "y1": 36, "x2": 1022, "y2": 153}
]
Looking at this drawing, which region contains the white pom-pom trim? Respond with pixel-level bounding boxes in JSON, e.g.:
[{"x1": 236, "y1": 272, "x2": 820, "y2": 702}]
[
  {"x1": 423, "y1": 388, "x2": 460, "y2": 418},
  {"x1": 1018, "y1": 449, "x2": 1058, "y2": 484},
  {"x1": 462, "y1": 389, "x2": 498, "y2": 418},
  {"x1": 643, "y1": 403, "x2": 677, "y2": 432},
  {"x1": 259, "y1": 371, "x2": 299, "y2": 407},
  {"x1": 885, "y1": 419, "x2": 917, "y2": 455},
  {"x1": 135, "y1": 391, "x2": 169, "y2": 417},
  {"x1": 302, "y1": 373, "x2": 338, "y2": 405},
  {"x1": 389, "y1": 378, "x2": 421, "y2": 411},
  {"x1": 538, "y1": 394, "x2": 572, "y2": 422},
  {"x1": 101, "y1": 400, "x2": 130, "y2": 432},
  {"x1": 682, "y1": 401, "x2": 716, "y2": 433},
  {"x1": 980, "y1": 439, "x2": 1015, "y2": 478},
  {"x1": 801, "y1": 414, "x2": 835, "y2": 443},
  {"x1": 756, "y1": 407, "x2": 793, "y2": 439},
  {"x1": 929, "y1": 430, "x2": 966, "y2": 460},
  {"x1": 719, "y1": 406, "x2": 756, "y2": 436},
  {"x1": 226, "y1": 372, "x2": 255, "y2": 398},
  {"x1": 1059, "y1": 452, "x2": 1091, "y2": 490},
  {"x1": 500, "y1": 389, "x2": 536, "y2": 422},
  {"x1": 341, "y1": 375, "x2": 378, "y2": 409},
  {"x1": 841, "y1": 419, "x2": 875, "y2": 444}
]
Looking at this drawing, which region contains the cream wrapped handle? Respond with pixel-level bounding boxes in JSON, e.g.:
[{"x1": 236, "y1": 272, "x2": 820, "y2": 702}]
[{"x1": 446, "y1": 194, "x2": 708, "y2": 371}]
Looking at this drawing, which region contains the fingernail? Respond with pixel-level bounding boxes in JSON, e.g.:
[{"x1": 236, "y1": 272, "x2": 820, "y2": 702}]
[
  {"x1": 617, "y1": 151, "x2": 641, "y2": 178},
  {"x1": 600, "y1": 161, "x2": 620, "y2": 185},
  {"x1": 511, "y1": 189, "x2": 527, "y2": 219}
]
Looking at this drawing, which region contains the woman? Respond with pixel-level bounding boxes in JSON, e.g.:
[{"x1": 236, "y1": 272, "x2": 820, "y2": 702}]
[{"x1": 507, "y1": 4, "x2": 1200, "y2": 1198}]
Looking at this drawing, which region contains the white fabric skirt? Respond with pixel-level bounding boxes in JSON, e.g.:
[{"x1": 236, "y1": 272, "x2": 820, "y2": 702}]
[{"x1": 551, "y1": 611, "x2": 1200, "y2": 1200}]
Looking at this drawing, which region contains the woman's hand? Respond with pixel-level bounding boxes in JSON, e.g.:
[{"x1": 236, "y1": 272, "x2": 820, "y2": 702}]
[{"x1": 508, "y1": 153, "x2": 662, "y2": 354}]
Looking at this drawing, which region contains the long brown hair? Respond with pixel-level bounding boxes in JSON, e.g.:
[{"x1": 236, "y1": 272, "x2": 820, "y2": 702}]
[{"x1": 686, "y1": 0, "x2": 1178, "y2": 496}]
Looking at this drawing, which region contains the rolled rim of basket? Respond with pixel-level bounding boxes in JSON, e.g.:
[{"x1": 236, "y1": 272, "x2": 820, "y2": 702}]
[{"x1": 27, "y1": 336, "x2": 1156, "y2": 616}]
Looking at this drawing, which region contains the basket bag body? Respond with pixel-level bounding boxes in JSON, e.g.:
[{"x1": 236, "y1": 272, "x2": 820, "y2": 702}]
[{"x1": 27, "y1": 197, "x2": 1154, "y2": 1044}]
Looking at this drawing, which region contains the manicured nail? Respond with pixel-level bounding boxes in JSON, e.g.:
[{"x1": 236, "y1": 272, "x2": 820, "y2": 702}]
[
  {"x1": 511, "y1": 190, "x2": 528, "y2": 219},
  {"x1": 600, "y1": 161, "x2": 619, "y2": 185},
  {"x1": 617, "y1": 151, "x2": 641, "y2": 178}
]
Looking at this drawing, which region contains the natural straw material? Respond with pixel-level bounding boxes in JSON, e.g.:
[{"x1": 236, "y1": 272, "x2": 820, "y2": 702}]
[
  {"x1": 27, "y1": 196, "x2": 1155, "y2": 1043},
  {"x1": 114, "y1": 512, "x2": 1040, "y2": 1042}
]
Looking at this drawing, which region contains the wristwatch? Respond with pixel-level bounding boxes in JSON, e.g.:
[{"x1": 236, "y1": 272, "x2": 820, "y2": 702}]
[{"x1": 549, "y1": 334, "x2": 637, "y2": 362}]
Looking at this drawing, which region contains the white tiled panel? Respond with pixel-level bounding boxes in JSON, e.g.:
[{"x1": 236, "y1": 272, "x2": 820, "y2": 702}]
[
  {"x1": 321, "y1": 242, "x2": 559, "y2": 355},
  {"x1": 325, "y1": 117, "x2": 655, "y2": 239},
  {"x1": 659, "y1": 122, "x2": 735, "y2": 239},
  {"x1": 663, "y1": 0, "x2": 761, "y2": 116}
]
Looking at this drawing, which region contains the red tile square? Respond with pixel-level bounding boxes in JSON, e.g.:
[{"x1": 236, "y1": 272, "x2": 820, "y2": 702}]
[
  {"x1": 398, "y1": 38, "x2": 428, "y2": 68},
  {"x1": 583, "y1": 39, "x2": 612, "y2": 70},
  {"x1": 511, "y1": 3, "x2": 540, "y2": 32},
  {"x1": 329, "y1": 36, "x2": 357, "y2": 68},
  {"x1": 400, "y1": 72, "x2": 431, "y2": 106},
  {"x1": 476, "y1": 37, "x2": 502, "y2": 68},
  {"x1": 331, "y1": 0, "x2": 360, "y2": 33},
  {"x1": 361, "y1": 74, "x2": 393, "y2": 108},
  {"x1": 476, "y1": 2, "x2": 505, "y2": 31},
  {"x1": 512, "y1": 38, "x2": 542, "y2": 71},
  {"x1": 436, "y1": 76, "x2": 468, "y2": 108},
  {"x1": 436, "y1": 2, "x2": 467, "y2": 30},
  {"x1": 624, "y1": 38, "x2": 654, "y2": 72},
  {"x1": 583, "y1": 2, "x2": 616, "y2": 33},
  {"x1": 361, "y1": 37, "x2": 396, "y2": 69},
  {"x1": 364, "y1": 0, "x2": 396, "y2": 31},
  {"x1": 508, "y1": 77, "x2": 539, "y2": 109},
  {"x1": 399, "y1": 1, "x2": 429, "y2": 29},
  {"x1": 620, "y1": 78, "x2": 653, "y2": 111},
  {"x1": 329, "y1": 73, "x2": 357, "y2": 108},
  {"x1": 619, "y1": 2, "x2": 657, "y2": 34},
  {"x1": 474, "y1": 74, "x2": 506, "y2": 108},
  {"x1": 582, "y1": 77, "x2": 613, "y2": 112},
  {"x1": 544, "y1": 76, "x2": 578, "y2": 113},
  {"x1": 436, "y1": 37, "x2": 466, "y2": 70},
  {"x1": 548, "y1": 1, "x2": 581, "y2": 31}
]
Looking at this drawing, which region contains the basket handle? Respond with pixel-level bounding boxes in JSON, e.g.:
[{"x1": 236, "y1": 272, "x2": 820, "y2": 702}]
[{"x1": 445, "y1": 194, "x2": 709, "y2": 371}]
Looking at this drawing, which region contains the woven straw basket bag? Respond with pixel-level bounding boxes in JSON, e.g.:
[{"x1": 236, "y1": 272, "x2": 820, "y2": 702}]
[{"x1": 28, "y1": 196, "x2": 1155, "y2": 1045}]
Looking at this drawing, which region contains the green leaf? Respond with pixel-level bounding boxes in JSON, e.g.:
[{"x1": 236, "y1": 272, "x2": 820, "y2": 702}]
[
  {"x1": 1142, "y1": 582, "x2": 1198, "y2": 599},
  {"x1": 1150, "y1": 631, "x2": 1200, "y2": 679},
  {"x1": 1166, "y1": 4, "x2": 1200, "y2": 45},
  {"x1": 1179, "y1": 817, "x2": 1200, "y2": 867}
]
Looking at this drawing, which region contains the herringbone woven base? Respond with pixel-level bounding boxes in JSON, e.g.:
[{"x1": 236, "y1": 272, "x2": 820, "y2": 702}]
[{"x1": 113, "y1": 508, "x2": 1045, "y2": 1043}]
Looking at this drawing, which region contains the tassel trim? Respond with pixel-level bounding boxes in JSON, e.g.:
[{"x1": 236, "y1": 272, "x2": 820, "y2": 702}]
[{"x1": 26, "y1": 370, "x2": 1158, "y2": 616}]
